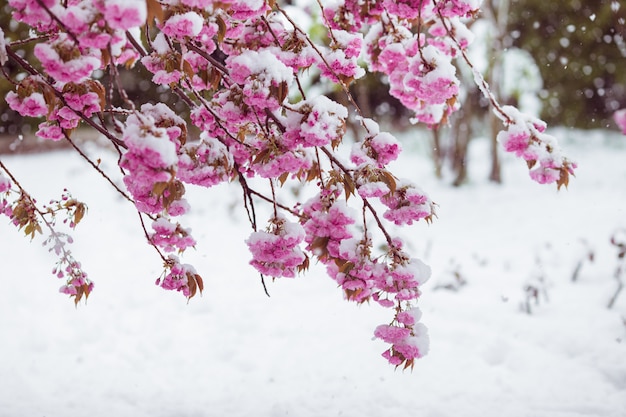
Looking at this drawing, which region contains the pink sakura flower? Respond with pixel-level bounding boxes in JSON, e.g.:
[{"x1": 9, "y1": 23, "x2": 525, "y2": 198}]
[
  {"x1": 246, "y1": 216, "x2": 306, "y2": 278},
  {"x1": 436, "y1": 0, "x2": 481, "y2": 18},
  {"x1": 64, "y1": 91, "x2": 101, "y2": 117},
  {"x1": 282, "y1": 96, "x2": 348, "y2": 148},
  {"x1": 34, "y1": 36, "x2": 101, "y2": 83},
  {"x1": 382, "y1": 182, "x2": 434, "y2": 226},
  {"x1": 498, "y1": 124, "x2": 531, "y2": 156},
  {"x1": 396, "y1": 307, "x2": 422, "y2": 326},
  {"x1": 8, "y1": 0, "x2": 55, "y2": 31},
  {"x1": 318, "y1": 30, "x2": 365, "y2": 82},
  {"x1": 226, "y1": 49, "x2": 294, "y2": 111},
  {"x1": 379, "y1": 323, "x2": 430, "y2": 366},
  {"x1": 36, "y1": 122, "x2": 64, "y2": 141},
  {"x1": 53, "y1": 107, "x2": 81, "y2": 130},
  {"x1": 181, "y1": 0, "x2": 213, "y2": 7},
  {"x1": 302, "y1": 196, "x2": 356, "y2": 260},
  {"x1": 162, "y1": 11, "x2": 204, "y2": 40},
  {"x1": 157, "y1": 255, "x2": 201, "y2": 298},
  {"x1": 177, "y1": 135, "x2": 233, "y2": 187},
  {"x1": 120, "y1": 111, "x2": 183, "y2": 215},
  {"x1": 428, "y1": 18, "x2": 475, "y2": 56},
  {"x1": 252, "y1": 148, "x2": 313, "y2": 179},
  {"x1": 352, "y1": 132, "x2": 402, "y2": 168},
  {"x1": 190, "y1": 107, "x2": 217, "y2": 132},
  {"x1": 496, "y1": 106, "x2": 575, "y2": 185},
  {"x1": 59, "y1": 284, "x2": 78, "y2": 295},
  {"x1": 98, "y1": 0, "x2": 147, "y2": 30},
  {"x1": 382, "y1": 0, "x2": 428, "y2": 20},
  {"x1": 403, "y1": 46, "x2": 459, "y2": 106},
  {"x1": 228, "y1": 0, "x2": 269, "y2": 19},
  {"x1": 374, "y1": 324, "x2": 411, "y2": 345},
  {"x1": 150, "y1": 217, "x2": 196, "y2": 253},
  {"x1": 141, "y1": 34, "x2": 184, "y2": 86},
  {"x1": 5, "y1": 91, "x2": 48, "y2": 118},
  {"x1": 529, "y1": 166, "x2": 561, "y2": 185},
  {"x1": 614, "y1": 109, "x2": 626, "y2": 135},
  {"x1": 357, "y1": 181, "x2": 390, "y2": 199}
]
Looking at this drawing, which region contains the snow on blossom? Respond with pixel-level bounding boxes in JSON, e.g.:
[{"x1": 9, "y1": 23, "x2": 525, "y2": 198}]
[
  {"x1": 352, "y1": 131, "x2": 402, "y2": 168},
  {"x1": 119, "y1": 108, "x2": 184, "y2": 215},
  {"x1": 403, "y1": 45, "x2": 459, "y2": 108},
  {"x1": 226, "y1": 49, "x2": 294, "y2": 111},
  {"x1": 318, "y1": 30, "x2": 365, "y2": 82},
  {"x1": 228, "y1": 0, "x2": 269, "y2": 20},
  {"x1": 8, "y1": 0, "x2": 55, "y2": 31},
  {"x1": 162, "y1": 11, "x2": 204, "y2": 40},
  {"x1": 246, "y1": 216, "x2": 306, "y2": 278},
  {"x1": 383, "y1": 323, "x2": 430, "y2": 362},
  {"x1": 382, "y1": 0, "x2": 428, "y2": 20},
  {"x1": 6, "y1": 91, "x2": 48, "y2": 118},
  {"x1": 496, "y1": 106, "x2": 576, "y2": 186},
  {"x1": 282, "y1": 95, "x2": 348, "y2": 148},
  {"x1": 54, "y1": 1, "x2": 97, "y2": 34},
  {"x1": 614, "y1": 109, "x2": 626, "y2": 135},
  {"x1": 382, "y1": 180, "x2": 434, "y2": 226},
  {"x1": 396, "y1": 307, "x2": 423, "y2": 326},
  {"x1": 357, "y1": 181, "x2": 390, "y2": 199},
  {"x1": 374, "y1": 324, "x2": 411, "y2": 345},
  {"x1": 141, "y1": 33, "x2": 184, "y2": 86},
  {"x1": 436, "y1": 0, "x2": 482, "y2": 18},
  {"x1": 252, "y1": 146, "x2": 313, "y2": 179},
  {"x1": 34, "y1": 35, "x2": 101, "y2": 83},
  {"x1": 150, "y1": 217, "x2": 196, "y2": 253},
  {"x1": 428, "y1": 17, "x2": 476, "y2": 56},
  {"x1": 157, "y1": 255, "x2": 202, "y2": 298},
  {"x1": 99, "y1": 0, "x2": 147, "y2": 30},
  {"x1": 177, "y1": 134, "x2": 234, "y2": 187}
]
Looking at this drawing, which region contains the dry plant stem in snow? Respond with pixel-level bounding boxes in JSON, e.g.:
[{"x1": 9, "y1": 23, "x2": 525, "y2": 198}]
[{"x1": 0, "y1": 0, "x2": 576, "y2": 368}]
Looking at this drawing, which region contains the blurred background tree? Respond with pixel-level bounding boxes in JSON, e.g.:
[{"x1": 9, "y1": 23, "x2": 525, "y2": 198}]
[{"x1": 509, "y1": 0, "x2": 626, "y2": 129}]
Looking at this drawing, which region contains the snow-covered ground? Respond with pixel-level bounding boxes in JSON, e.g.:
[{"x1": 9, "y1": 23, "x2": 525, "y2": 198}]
[{"x1": 1, "y1": 128, "x2": 625, "y2": 417}]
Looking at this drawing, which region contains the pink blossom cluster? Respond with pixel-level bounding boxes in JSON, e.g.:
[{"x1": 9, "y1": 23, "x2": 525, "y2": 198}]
[
  {"x1": 34, "y1": 34, "x2": 101, "y2": 84},
  {"x1": 142, "y1": 33, "x2": 185, "y2": 86},
  {"x1": 119, "y1": 106, "x2": 186, "y2": 215},
  {"x1": 365, "y1": 26, "x2": 460, "y2": 125},
  {"x1": 351, "y1": 131, "x2": 402, "y2": 168},
  {"x1": 6, "y1": 76, "x2": 51, "y2": 118},
  {"x1": 296, "y1": 183, "x2": 432, "y2": 364},
  {"x1": 496, "y1": 106, "x2": 576, "y2": 186},
  {"x1": 150, "y1": 217, "x2": 196, "y2": 253},
  {"x1": 226, "y1": 49, "x2": 294, "y2": 111},
  {"x1": 178, "y1": 134, "x2": 234, "y2": 187},
  {"x1": 382, "y1": 180, "x2": 435, "y2": 226},
  {"x1": 246, "y1": 216, "x2": 307, "y2": 278},
  {"x1": 156, "y1": 255, "x2": 203, "y2": 298},
  {"x1": 282, "y1": 96, "x2": 348, "y2": 148},
  {"x1": 57, "y1": 260, "x2": 94, "y2": 298},
  {"x1": 318, "y1": 30, "x2": 365, "y2": 83}
]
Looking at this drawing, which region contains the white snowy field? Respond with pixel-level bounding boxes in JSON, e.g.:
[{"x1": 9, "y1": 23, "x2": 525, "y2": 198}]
[{"x1": 0, "y1": 129, "x2": 625, "y2": 417}]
